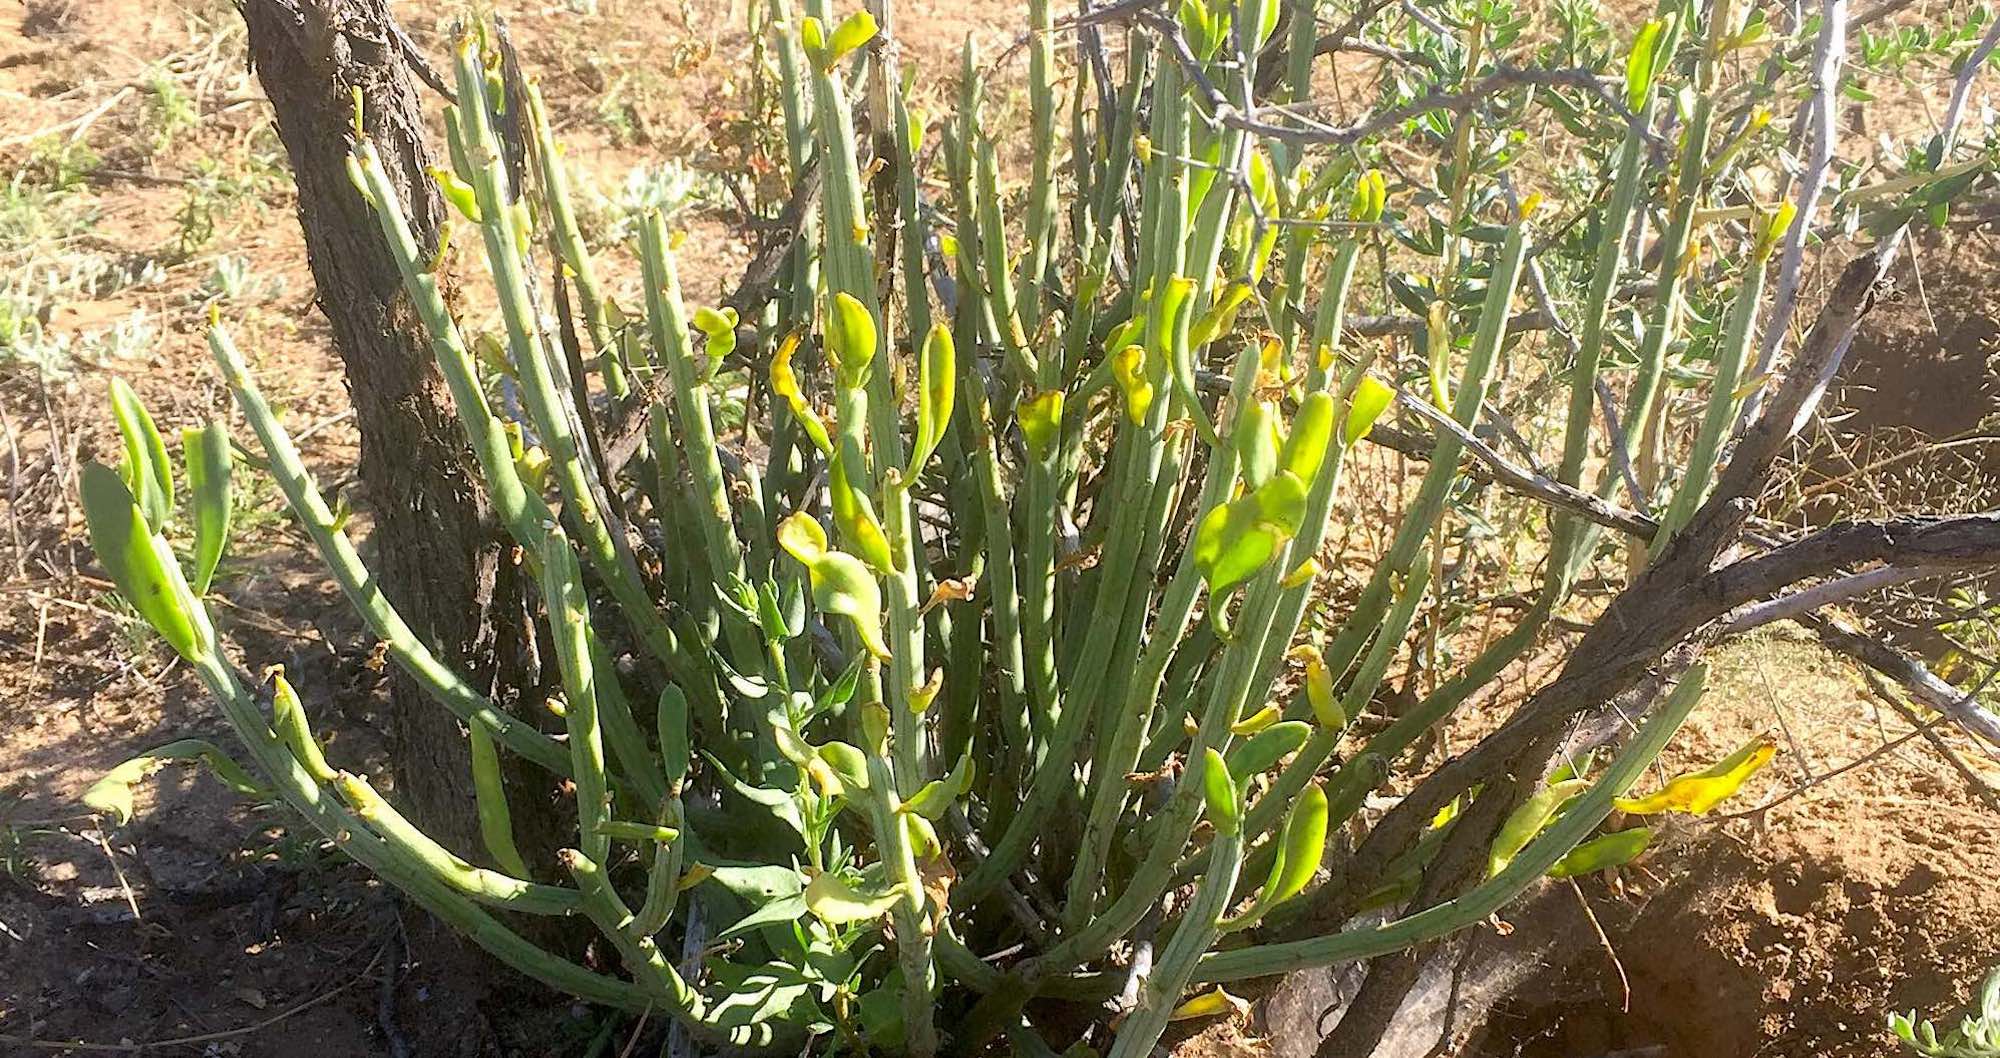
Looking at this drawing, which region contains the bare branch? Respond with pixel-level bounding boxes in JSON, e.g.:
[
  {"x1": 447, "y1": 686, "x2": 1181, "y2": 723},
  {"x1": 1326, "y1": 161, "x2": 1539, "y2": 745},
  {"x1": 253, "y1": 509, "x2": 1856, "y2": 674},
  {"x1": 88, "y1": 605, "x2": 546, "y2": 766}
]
[
  {"x1": 1805, "y1": 613, "x2": 2000, "y2": 748},
  {"x1": 1718, "y1": 564, "x2": 1938, "y2": 634},
  {"x1": 1740, "y1": 0, "x2": 1847, "y2": 429},
  {"x1": 1388, "y1": 385, "x2": 1660, "y2": 540}
]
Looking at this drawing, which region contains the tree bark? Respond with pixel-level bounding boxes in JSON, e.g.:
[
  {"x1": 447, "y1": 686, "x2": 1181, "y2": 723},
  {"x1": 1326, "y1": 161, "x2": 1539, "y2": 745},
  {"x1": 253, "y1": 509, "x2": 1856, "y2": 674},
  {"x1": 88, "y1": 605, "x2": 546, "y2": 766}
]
[{"x1": 241, "y1": 0, "x2": 550, "y2": 864}]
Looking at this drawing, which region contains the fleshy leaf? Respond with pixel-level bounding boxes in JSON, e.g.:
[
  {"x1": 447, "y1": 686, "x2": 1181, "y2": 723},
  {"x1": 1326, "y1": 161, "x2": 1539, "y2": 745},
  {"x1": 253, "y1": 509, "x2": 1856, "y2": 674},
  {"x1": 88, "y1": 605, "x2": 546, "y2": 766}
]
[
  {"x1": 1233, "y1": 400, "x2": 1281, "y2": 489},
  {"x1": 1614, "y1": 735, "x2": 1777, "y2": 815},
  {"x1": 84, "y1": 740, "x2": 265, "y2": 825},
  {"x1": 1625, "y1": 19, "x2": 1669, "y2": 112},
  {"x1": 826, "y1": 291, "x2": 877, "y2": 387},
  {"x1": 1200, "y1": 748, "x2": 1240, "y2": 835},
  {"x1": 830, "y1": 451, "x2": 895, "y2": 573},
  {"x1": 109, "y1": 378, "x2": 173, "y2": 532},
  {"x1": 771, "y1": 334, "x2": 834, "y2": 454},
  {"x1": 1170, "y1": 986, "x2": 1251, "y2": 1022},
  {"x1": 803, "y1": 872, "x2": 905, "y2": 925},
  {"x1": 1110, "y1": 344, "x2": 1155, "y2": 425},
  {"x1": 1343, "y1": 376, "x2": 1395, "y2": 446},
  {"x1": 1295, "y1": 644, "x2": 1343, "y2": 728},
  {"x1": 1488, "y1": 778, "x2": 1587, "y2": 877},
  {"x1": 825, "y1": 10, "x2": 879, "y2": 66},
  {"x1": 1193, "y1": 471, "x2": 1309, "y2": 596},
  {"x1": 80, "y1": 462, "x2": 208, "y2": 661},
  {"x1": 183, "y1": 420, "x2": 232, "y2": 596},
  {"x1": 907, "y1": 324, "x2": 956, "y2": 481},
  {"x1": 1229, "y1": 703, "x2": 1283, "y2": 736},
  {"x1": 1225, "y1": 720, "x2": 1311, "y2": 779},
  {"x1": 1548, "y1": 826, "x2": 1653, "y2": 878},
  {"x1": 1280, "y1": 392, "x2": 1336, "y2": 486},
  {"x1": 817, "y1": 741, "x2": 872, "y2": 793}
]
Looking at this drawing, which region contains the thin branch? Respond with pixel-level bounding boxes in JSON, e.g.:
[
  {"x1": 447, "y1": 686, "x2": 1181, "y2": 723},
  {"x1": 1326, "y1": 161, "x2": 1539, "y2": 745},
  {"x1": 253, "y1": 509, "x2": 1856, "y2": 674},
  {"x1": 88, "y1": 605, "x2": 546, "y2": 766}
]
[
  {"x1": 1804, "y1": 612, "x2": 2000, "y2": 748},
  {"x1": 1861, "y1": 667, "x2": 2000, "y2": 814},
  {"x1": 1740, "y1": 0, "x2": 1847, "y2": 429},
  {"x1": 1389, "y1": 385, "x2": 1660, "y2": 539},
  {"x1": 1718, "y1": 564, "x2": 1938, "y2": 634},
  {"x1": 1145, "y1": 9, "x2": 1645, "y2": 148}
]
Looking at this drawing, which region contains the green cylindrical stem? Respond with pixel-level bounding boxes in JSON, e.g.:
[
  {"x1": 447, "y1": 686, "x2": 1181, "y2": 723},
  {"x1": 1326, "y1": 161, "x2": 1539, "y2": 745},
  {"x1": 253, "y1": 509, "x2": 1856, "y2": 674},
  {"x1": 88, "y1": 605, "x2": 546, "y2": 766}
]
[
  {"x1": 1105, "y1": 825, "x2": 1244, "y2": 1058},
  {"x1": 1195, "y1": 665, "x2": 1706, "y2": 981},
  {"x1": 540, "y1": 530, "x2": 612, "y2": 866},
  {"x1": 468, "y1": 724, "x2": 531, "y2": 877},
  {"x1": 208, "y1": 326, "x2": 569, "y2": 777},
  {"x1": 335, "y1": 770, "x2": 580, "y2": 915}
]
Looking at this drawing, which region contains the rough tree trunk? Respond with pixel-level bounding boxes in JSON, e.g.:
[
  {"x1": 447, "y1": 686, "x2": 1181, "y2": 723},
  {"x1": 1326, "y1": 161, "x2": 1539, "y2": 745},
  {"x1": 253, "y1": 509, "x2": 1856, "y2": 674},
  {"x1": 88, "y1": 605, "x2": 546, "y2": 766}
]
[{"x1": 241, "y1": 0, "x2": 551, "y2": 863}]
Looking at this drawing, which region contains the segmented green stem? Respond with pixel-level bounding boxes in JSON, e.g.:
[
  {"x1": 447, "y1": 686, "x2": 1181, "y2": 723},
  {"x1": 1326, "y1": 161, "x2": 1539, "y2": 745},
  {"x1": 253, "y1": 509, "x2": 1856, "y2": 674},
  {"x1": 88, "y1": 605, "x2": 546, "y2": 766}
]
[
  {"x1": 1194, "y1": 665, "x2": 1707, "y2": 981},
  {"x1": 207, "y1": 327, "x2": 568, "y2": 776}
]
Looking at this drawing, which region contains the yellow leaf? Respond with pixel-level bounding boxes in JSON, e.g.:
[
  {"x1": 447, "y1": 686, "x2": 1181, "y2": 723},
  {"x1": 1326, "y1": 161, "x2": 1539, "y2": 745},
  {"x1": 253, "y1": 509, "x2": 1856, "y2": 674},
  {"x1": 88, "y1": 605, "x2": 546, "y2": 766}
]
[
  {"x1": 1229, "y1": 703, "x2": 1283, "y2": 736},
  {"x1": 1170, "y1": 986, "x2": 1251, "y2": 1022},
  {"x1": 803, "y1": 872, "x2": 905, "y2": 925},
  {"x1": 1615, "y1": 735, "x2": 1777, "y2": 815}
]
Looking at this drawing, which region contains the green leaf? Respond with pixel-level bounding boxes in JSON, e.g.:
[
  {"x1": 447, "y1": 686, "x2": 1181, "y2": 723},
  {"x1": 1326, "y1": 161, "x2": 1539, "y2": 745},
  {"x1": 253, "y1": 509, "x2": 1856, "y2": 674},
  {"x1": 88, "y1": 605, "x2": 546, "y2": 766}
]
[
  {"x1": 705, "y1": 960, "x2": 823, "y2": 1031},
  {"x1": 1019, "y1": 389, "x2": 1065, "y2": 460},
  {"x1": 1233, "y1": 400, "x2": 1281, "y2": 489},
  {"x1": 1226, "y1": 720, "x2": 1312, "y2": 779},
  {"x1": 801, "y1": 553, "x2": 889, "y2": 662},
  {"x1": 693, "y1": 305, "x2": 739, "y2": 373},
  {"x1": 1280, "y1": 392, "x2": 1336, "y2": 485},
  {"x1": 1347, "y1": 169, "x2": 1388, "y2": 223},
  {"x1": 268, "y1": 670, "x2": 334, "y2": 782},
  {"x1": 756, "y1": 581, "x2": 793, "y2": 642},
  {"x1": 901, "y1": 743, "x2": 976, "y2": 819},
  {"x1": 109, "y1": 378, "x2": 172, "y2": 532},
  {"x1": 803, "y1": 872, "x2": 905, "y2": 925},
  {"x1": 80, "y1": 462, "x2": 208, "y2": 661},
  {"x1": 1268, "y1": 782, "x2": 1329, "y2": 905},
  {"x1": 907, "y1": 324, "x2": 955, "y2": 481},
  {"x1": 830, "y1": 450, "x2": 894, "y2": 573},
  {"x1": 706, "y1": 863, "x2": 806, "y2": 903},
  {"x1": 1200, "y1": 748, "x2": 1240, "y2": 835},
  {"x1": 777, "y1": 509, "x2": 829, "y2": 565},
  {"x1": 817, "y1": 741, "x2": 872, "y2": 792},
  {"x1": 1192, "y1": 471, "x2": 1309, "y2": 596},
  {"x1": 657, "y1": 686, "x2": 691, "y2": 782},
  {"x1": 1624, "y1": 19, "x2": 1668, "y2": 111},
  {"x1": 1547, "y1": 826, "x2": 1653, "y2": 878},
  {"x1": 1343, "y1": 376, "x2": 1395, "y2": 446},
  {"x1": 718, "y1": 892, "x2": 810, "y2": 940},
  {"x1": 1189, "y1": 282, "x2": 1255, "y2": 349},
  {"x1": 1226, "y1": 781, "x2": 1329, "y2": 930},
  {"x1": 182, "y1": 420, "x2": 232, "y2": 596},
  {"x1": 826, "y1": 290, "x2": 877, "y2": 387},
  {"x1": 597, "y1": 820, "x2": 681, "y2": 843},
  {"x1": 815, "y1": 551, "x2": 888, "y2": 659},
  {"x1": 84, "y1": 739, "x2": 265, "y2": 825},
  {"x1": 430, "y1": 166, "x2": 482, "y2": 223},
  {"x1": 1487, "y1": 778, "x2": 1587, "y2": 877}
]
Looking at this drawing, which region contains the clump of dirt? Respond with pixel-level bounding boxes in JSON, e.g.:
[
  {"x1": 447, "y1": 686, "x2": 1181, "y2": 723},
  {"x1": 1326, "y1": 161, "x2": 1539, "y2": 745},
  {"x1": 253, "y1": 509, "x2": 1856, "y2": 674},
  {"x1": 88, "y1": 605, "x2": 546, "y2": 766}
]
[{"x1": 1475, "y1": 634, "x2": 2000, "y2": 1058}]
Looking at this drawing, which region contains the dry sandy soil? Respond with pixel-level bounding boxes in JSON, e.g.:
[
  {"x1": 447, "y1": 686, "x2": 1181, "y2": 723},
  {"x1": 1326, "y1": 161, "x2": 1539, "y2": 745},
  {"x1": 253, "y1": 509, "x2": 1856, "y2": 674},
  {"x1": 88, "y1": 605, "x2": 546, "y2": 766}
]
[{"x1": 0, "y1": 0, "x2": 1996, "y2": 1055}]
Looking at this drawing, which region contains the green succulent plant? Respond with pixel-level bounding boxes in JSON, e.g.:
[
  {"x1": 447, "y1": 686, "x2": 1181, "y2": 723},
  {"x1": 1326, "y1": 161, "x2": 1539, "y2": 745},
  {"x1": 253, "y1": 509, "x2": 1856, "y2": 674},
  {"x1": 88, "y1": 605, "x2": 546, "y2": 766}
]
[{"x1": 72, "y1": 2, "x2": 1834, "y2": 1052}]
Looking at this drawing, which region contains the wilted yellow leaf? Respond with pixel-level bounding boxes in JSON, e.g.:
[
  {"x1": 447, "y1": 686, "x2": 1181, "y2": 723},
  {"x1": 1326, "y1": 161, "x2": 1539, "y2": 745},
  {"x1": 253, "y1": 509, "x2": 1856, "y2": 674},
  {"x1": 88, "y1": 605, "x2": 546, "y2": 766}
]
[{"x1": 1615, "y1": 735, "x2": 1777, "y2": 815}]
